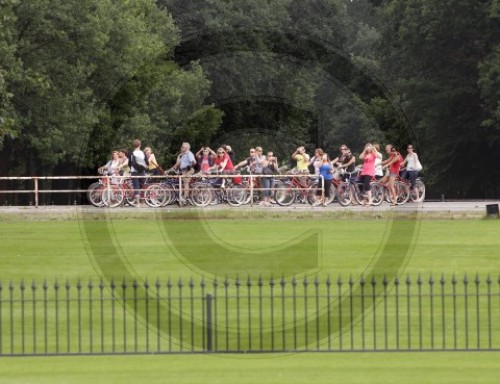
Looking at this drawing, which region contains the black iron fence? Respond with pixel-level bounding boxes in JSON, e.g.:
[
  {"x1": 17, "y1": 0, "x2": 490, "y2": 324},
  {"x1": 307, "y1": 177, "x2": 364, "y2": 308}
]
[{"x1": 1, "y1": 274, "x2": 500, "y2": 356}]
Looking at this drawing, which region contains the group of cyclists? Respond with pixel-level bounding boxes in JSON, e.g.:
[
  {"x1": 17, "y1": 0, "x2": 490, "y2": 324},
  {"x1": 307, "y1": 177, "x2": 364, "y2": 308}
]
[{"x1": 96, "y1": 139, "x2": 423, "y2": 208}]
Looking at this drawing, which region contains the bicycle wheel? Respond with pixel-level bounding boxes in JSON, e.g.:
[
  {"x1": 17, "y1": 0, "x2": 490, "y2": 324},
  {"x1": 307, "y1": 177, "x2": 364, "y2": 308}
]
[
  {"x1": 275, "y1": 182, "x2": 297, "y2": 206},
  {"x1": 190, "y1": 183, "x2": 212, "y2": 207},
  {"x1": 87, "y1": 182, "x2": 105, "y2": 207},
  {"x1": 395, "y1": 180, "x2": 410, "y2": 204},
  {"x1": 144, "y1": 183, "x2": 168, "y2": 208},
  {"x1": 101, "y1": 186, "x2": 124, "y2": 208},
  {"x1": 370, "y1": 182, "x2": 384, "y2": 206},
  {"x1": 336, "y1": 183, "x2": 352, "y2": 206},
  {"x1": 123, "y1": 180, "x2": 135, "y2": 206},
  {"x1": 352, "y1": 183, "x2": 365, "y2": 205},
  {"x1": 410, "y1": 179, "x2": 426, "y2": 202},
  {"x1": 227, "y1": 184, "x2": 247, "y2": 207}
]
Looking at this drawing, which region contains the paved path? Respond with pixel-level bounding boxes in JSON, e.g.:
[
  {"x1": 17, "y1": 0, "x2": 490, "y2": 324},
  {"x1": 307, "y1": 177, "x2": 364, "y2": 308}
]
[{"x1": 0, "y1": 201, "x2": 497, "y2": 215}]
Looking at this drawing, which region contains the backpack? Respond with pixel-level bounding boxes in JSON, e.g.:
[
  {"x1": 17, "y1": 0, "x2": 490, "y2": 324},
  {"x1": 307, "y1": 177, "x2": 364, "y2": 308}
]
[{"x1": 129, "y1": 152, "x2": 147, "y2": 173}]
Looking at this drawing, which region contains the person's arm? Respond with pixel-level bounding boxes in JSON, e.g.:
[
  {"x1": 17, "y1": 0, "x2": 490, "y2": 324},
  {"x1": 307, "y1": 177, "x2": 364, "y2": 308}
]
[
  {"x1": 207, "y1": 147, "x2": 216, "y2": 156},
  {"x1": 195, "y1": 147, "x2": 204, "y2": 157},
  {"x1": 359, "y1": 149, "x2": 367, "y2": 160},
  {"x1": 234, "y1": 159, "x2": 248, "y2": 170},
  {"x1": 218, "y1": 157, "x2": 228, "y2": 171},
  {"x1": 173, "y1": 154, "x2": 181, "y2": 170},
  {"x1": 341, "y1": 155, "x2": 355, "y2": 169},
  {"x1": 382, "y1": 154, "x2": 398, "y2": 168}
]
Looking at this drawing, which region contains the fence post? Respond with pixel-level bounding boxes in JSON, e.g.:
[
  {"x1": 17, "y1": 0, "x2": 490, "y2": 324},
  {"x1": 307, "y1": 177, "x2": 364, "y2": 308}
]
[
  {"x1": 206, "y1": 293, "x2": 213, "y2": 352},
  {"x1": 34, "y1": 178, "x2": 39, "y2": 208}
]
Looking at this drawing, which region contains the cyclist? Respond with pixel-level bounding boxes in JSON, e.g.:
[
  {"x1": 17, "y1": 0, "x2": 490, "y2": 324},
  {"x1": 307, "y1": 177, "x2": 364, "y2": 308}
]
[
  {"x1": 128, "y1": 139, "x2": 149, "y2": 207},
  {"x1": 312, "y1": 153, "x2": 334, "y2": 207},
  {"x1": 260, "y1": 152, "x2": 279, "y2": 206},
  {"x1": 359, "y1": 143, "x2": 382, "y2": 206},
  {"x1": 332, "y1": 145, "x2": 356, "y2": 181},
  {"x1": 400, "y1": 144, "x2": 421, "y2": 197},
  {"x1": 144, "y1": 147, "x2": 163, "y2": 175},
  {"x1": 196, "y1": 146, "x2": 216, "y2": 172},
  {"x1": 309, "y1": 148, "x2": 324, "y2": 176},
  {"x1": 381, "y1": 144, "x2": 403, "y2": 205},
  {"x1": 173, "y1": 142, "x2": 196, "y2": 206},
  {"x1": 291, "y1": 146, "x2": 310, "y2": 174}
]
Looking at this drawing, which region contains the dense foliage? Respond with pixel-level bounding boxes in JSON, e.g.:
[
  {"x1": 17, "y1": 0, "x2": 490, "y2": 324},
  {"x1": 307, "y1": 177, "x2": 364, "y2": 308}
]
[{"x1": 0, "y1": 0, "x2": 499, "y2": 198}]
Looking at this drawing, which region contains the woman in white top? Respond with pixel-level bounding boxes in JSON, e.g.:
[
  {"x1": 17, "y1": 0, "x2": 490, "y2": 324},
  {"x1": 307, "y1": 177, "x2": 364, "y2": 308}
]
[
  {"x1": 308, "y1": 148, "x2": 324, "y2": 176},
  {"x1": 99, "y1": 151, "x2": 122, "y2": 184},
  {"x1": 401, "y1": 144, "x2": 421, "y2": 193},
  {"x1": 373, "y1": 144, "x2": 384, "y2": 179}
]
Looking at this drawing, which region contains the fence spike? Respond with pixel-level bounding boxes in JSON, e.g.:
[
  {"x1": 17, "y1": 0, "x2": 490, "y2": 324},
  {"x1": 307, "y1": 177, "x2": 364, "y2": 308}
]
[
  {"x1": 54, "y1": 279, "x2": 60, "y2": 290},
  {"x1": 440, "y1": 274, "x2": 445, "y2": 285},
  {"x1": 416, "y1": 274, "x2": 422, "y2": 285},
  {"x1": 405, "y1": 275, "x2": 411, "y2": 285},
  {"x1": 394, "y1": 275, "x2": 400, "y2": 286},
  {"x1": 383, "y1": 274, "x2": 388, "y2": 286},
  {"x1": 20, "y1": 279, "x2": 26, "y2": 291},
  {"x1": 371, "y1": 275, "x2": 377, "y2": 286},
  {"x1": 451, "y1": 274, "x2": 457, "y2": 285},
  {"x1": 314, "y1": 276, "x2": 320, "y2": 287},
  {"x1": 349, "y1": 275, "x2": 354, "y2": 286},
  {"x1": 132, "y1": 279, "x2": 138, "y2": 289},
  {"x1": 43, "y1": 279, "x2": 48, "y2": 290},
  {"x1": 77, "y1": 278, "x2": 82, "y2": 290},
  {"x1": 269, "y1": 276, "x2": 276, "y2": 286},
  {"x1": 463, "y1": 274, "x2": 469, "y2": 285},
  {"x1": 155, "y1": 277, "x2": 161, "y2": 289},
  {"x1": 121, "y1": 277, "x2": 127, "y2": 289},
  {"x1": 303, "y1": 276, "x2": 309, "y2": 287},
  {"x1": 258, "y1": 275, "x2": 264, "y2": 287},
  {"x1": 189, "y1": 277, "x2": 195, "y2": 289},
  {"x1": 337, "y1": 275, "x2": 343, "y2": 286},
  {"x1": 212, "y1": 277, "x2": 218, "y2": 288},
  {"x1": 99, "y1": 278, "x2": 105, "y2": 290},
  {"x1": 475, "y1": 273, "x2": 480, "y2": 285},
  {"x1": 167, "y1": 276, "x2": 172, "y2": 289},
  {"x1": 224, "y1": 276, "x2": 230, "y2": 288},
  {"x1": 326, "y1": 275, "x2": 331, "y2": 287},
  {"x1": 144, "y1": 278, "x2": 150, "y2": 290},
  {"x1": 486, "y1": 274, "x2": 492, "y2": 285},
  {"x1": 292, "y1": 276, "x2": 297, "y2": 286},
  {"x1": 200, "y1": 277, "x2": 205, "y2": 288},
  {"x1": 88, "y1": 278, "x2": 94, "y2": 289},
  {"x1": 359, "y1": 274, "x2": 365, "y2": 286},
  {"x1": 65, "y1": 279, "x2": 71, "y2": 290},
  {"x1": 31, "y1": 279, "x2": 37, "y2": 291},
  {"x1": 178, "y1": 277, "x2": 183, "y2": 288},
  {"x1": 247, "y1": 275, "x2": 252, "y2": 287},
  {"x1": 235, "y1": 276, "x2": 241, "y2": 287},
  {"x1": 428, "y1": 275, "x2": 434, "y2": 285},
  {"x1": 279, "y1": 276, "x2": 286, "y2": 287},
  {"x1": 0, "y1": 281, "x2": 3, "y2": 291}
]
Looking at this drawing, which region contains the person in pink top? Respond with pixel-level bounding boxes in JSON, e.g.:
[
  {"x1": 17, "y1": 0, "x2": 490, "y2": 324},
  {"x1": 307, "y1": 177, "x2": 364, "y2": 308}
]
[{"x1": 359, "y1": 143, "x2": 382, "y2": 206}]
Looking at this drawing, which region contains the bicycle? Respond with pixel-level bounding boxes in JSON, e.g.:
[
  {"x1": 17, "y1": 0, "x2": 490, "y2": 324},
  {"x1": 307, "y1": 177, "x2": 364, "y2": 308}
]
[
  {"x1": 274, "y1": 172, "x2": 317, "y2": 206},
  {"x1": 336, "y1": 171, "x2": 384, "y2": 207}
]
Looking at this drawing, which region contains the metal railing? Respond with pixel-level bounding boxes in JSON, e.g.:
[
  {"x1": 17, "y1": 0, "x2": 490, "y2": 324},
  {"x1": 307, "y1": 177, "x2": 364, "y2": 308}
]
[
  {"x1": 0, "y1": 174, "x2": 324, "y2": 208},
  {"x1": 1, "y1": 273, "x2": 499, "y2": 356}
]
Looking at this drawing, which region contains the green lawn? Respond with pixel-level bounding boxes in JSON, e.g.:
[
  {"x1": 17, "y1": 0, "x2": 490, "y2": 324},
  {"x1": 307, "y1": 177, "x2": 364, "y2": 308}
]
[
  {"x1": 0, "y1": 212, "x2": 499, "y2": 381},
  {"x1": 1, "y1": 212, "x2": 499, "y2": 281},
  {"x1": 0, "y1": 352, "x2": 499, "y2": 384}
]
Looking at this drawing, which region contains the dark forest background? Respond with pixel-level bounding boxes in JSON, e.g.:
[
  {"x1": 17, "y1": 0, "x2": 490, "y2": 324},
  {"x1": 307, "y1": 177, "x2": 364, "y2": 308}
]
[{"x1": 1, "y1": 0, "x2": 500, "y2": 201}]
